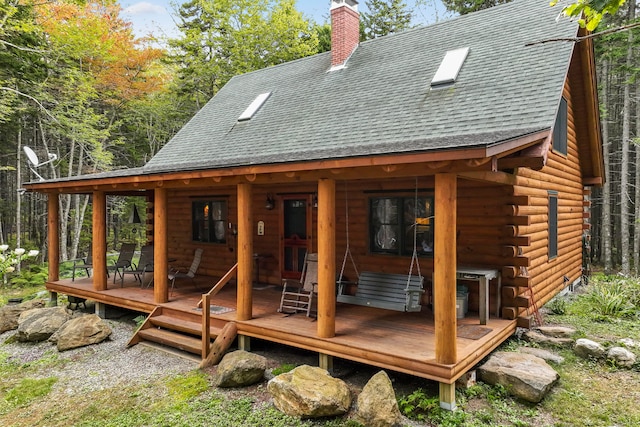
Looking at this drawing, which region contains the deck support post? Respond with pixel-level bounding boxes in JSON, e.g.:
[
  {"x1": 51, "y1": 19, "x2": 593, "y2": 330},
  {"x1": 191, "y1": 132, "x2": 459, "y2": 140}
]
[
  {"x1": 317, "y1": 178, "x2": 336, "y2": 338},
  {"x1": 92, "y1": 191, "x2": 108, "y2": 291},
  {"x1": 238, "y1": 334, "x2": 251, "y2": 351},
  {"x1": 95, "y1": 302, "x2": 106, "y2": 318},
  {"x1": 47, "y1": 193, "x2": 59, "y2": 282},
  {"x1": 154, "y1": 187, "x2": 169, "y2": 303},
  {"x1": 434, "y1": 173, "x2": 458, "y2": 410},
  {"x1": 237, "y1": 183, "x2": 253, "y2": 321},
  {"x1": 439, "y1": 383, "x2": 457, "y2": 411},
  {"x1": 319, "y1": 353, "x2": 333, "y2": 373},
  {"x1": 48, "y1": 292, "x2": 57, "y2": 307}
]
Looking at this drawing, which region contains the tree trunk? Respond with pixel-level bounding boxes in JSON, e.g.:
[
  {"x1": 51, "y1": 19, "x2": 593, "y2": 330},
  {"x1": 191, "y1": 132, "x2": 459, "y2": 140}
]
[
  {"x1": 635, "y1": 78, "x2": 640, "y2": 275},
  {"x1": 619, "y1": 2, "x2": 634, "y2": 275},
  {"x1": 601, "y1": 58, "x2": 613, "y2": 274}
]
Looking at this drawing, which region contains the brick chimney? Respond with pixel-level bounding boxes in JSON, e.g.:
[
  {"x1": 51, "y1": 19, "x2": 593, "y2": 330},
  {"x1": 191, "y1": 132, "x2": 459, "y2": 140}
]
[{"x1": 331, "y1": 0, "x2": 359, "y2": 69}]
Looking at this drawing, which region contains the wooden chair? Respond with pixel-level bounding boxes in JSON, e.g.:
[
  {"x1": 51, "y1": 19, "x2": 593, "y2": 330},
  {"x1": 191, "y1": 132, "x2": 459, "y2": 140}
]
[
  {"x1": 121, "y1": 244, "x2": 154, "y2": 287},
  {"x1": 107, "y1": 243, "x2": 136, "y2": 285},
  {"x1": 71, "y1": 247, "x2": 93, "y2": 281},
  {"x1": 277, "y1": 253, "x2": 318, "y2": 317},
  {"x1": 169, "y1": 248, "x2": 203, "y2": 294}
]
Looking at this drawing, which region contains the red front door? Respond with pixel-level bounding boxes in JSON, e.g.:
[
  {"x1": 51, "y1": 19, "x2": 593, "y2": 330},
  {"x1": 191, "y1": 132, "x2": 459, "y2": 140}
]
[{"x1": 280, "y1": 195, "x2": 313, "y2": 280}]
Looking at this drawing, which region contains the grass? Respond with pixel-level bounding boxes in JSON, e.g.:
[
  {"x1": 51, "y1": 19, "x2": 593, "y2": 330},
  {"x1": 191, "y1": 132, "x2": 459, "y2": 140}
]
[{"x1": 1, "y1": 274, "x2": 639, "y2": 426}]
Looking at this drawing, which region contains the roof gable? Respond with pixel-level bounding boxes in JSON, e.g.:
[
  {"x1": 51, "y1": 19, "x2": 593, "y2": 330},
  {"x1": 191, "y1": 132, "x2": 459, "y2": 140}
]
[{"x1": 145, "y1": 0, "x2": 579, "y2": 174}]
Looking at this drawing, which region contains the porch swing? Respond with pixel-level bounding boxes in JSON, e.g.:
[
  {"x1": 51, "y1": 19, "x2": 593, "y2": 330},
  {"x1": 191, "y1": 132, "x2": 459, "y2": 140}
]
[{"x1": 336, "y1": 179, "x2": 425, "y2": 312}]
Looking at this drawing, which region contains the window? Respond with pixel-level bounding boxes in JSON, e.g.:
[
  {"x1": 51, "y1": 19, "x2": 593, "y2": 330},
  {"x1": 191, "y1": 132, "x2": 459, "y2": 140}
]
[
  {"x1": 552, "y1": 97, "x2": 567, "y2": 155},
  {"x1": 369, "y1": 195, "x2": 434, "y2": 256},
  {"x1": 548, "y1": 191, "x2": 558, "y2": 259},
  {"x1": 192, "y1": 200, "x2": 227, "y2": 243}
]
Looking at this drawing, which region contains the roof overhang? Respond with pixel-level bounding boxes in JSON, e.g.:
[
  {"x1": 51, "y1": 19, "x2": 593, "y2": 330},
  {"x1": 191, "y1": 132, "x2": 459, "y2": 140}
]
[{"x1": 23, "y1": 130, "x2": 551, "y2": 195}]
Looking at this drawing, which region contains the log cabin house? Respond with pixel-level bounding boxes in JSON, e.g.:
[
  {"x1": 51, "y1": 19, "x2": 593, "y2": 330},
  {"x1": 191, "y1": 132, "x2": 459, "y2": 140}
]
[{"x1": 24, "y1": 0, "x2": 602, "y2": 409}]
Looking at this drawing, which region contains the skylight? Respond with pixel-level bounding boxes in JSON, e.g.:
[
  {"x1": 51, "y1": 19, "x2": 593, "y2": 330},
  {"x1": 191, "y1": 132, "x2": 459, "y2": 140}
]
[
  {"x1": 238, "y1": 92, "x2": 271, "y2": 121},
  {"x1": 431, "y1": 47, "x2": 470, "y2": 88}
]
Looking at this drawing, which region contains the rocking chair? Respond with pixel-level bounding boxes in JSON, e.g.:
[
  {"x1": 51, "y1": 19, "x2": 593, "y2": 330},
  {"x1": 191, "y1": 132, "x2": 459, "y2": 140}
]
[{"x1": 278, "y1": 253, "x2": 318, "y2": 317}]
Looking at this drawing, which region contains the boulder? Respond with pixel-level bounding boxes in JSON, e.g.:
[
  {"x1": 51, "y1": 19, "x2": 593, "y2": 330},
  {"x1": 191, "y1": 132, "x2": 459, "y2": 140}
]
[
  {"x1": 606, "y1": 347, "x2": 636, "y2": 369},
  {"x1": 478, "y1": 351, "x2": 559, "y2": 403},
  {"x1": 213, "y1": 350, "x2": 266, "y2": 387},
  {"x1": 49, "y1": 314, "x2": 112, "y2": 351},
  {"x1": 519, "y1": 347, "x2": 565, "y2": 364},
  {"x1": 355, "y1": 371, "x2": 402, "y2": 427},
  {"x1": 535, "y1": 325, "x2": 576, "y2": 339},
  {"x1": 574, "y1": 338, "x2": 606, "y2": 359},
  {"x1": 523, "y1": 330, "x2": 573, "y2": 346},
  {"x1": 15, "y1": 307, "x2": 72, "y2": 342},
  {"x1": 267, "y1": 365, "x2": 351, "y2": 418},
  {"x1": 0, "y1": 299, "x2": 45, "y2": 333},
  {"x1": 619, "y1": 338, "x2": 640, "y2": 349}
]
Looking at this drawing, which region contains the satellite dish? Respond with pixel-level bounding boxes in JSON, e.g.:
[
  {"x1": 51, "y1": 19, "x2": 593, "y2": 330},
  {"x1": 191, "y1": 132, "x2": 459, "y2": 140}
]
[
  {"x1": 23, "y1": 146, "x2": 40, "y2": 166},
  {"x1": 23, "y1": 146, "x2": 57, "y2": 181}
]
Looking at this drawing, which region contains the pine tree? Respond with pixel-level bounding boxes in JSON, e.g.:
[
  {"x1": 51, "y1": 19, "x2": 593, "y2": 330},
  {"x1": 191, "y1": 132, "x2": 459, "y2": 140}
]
[{"x1": 360, "y1": 0, "x2": 413, "y2": 41}]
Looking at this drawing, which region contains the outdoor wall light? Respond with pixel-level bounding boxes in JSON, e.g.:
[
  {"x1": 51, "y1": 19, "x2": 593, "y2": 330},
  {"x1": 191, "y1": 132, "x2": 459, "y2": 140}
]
[{"x1": 265, "y1": 194, "x2": 275, "y2": 210}]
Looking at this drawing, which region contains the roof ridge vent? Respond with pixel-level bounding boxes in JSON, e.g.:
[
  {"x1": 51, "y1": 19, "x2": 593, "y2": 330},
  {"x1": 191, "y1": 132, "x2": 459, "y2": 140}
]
[
  {"x1": 238, "y1": 92, "x2": 272, "y2": 121},
  {"x1": 430, "y1": 47, "x2": 470, "y2": 88}
]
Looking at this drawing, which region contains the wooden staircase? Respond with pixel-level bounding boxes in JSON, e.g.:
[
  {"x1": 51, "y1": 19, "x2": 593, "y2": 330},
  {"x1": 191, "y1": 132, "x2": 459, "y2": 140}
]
[
  {"x1": 127, "y1": 306, "x2": 226, "y2": 358},
  {"x1": 129, "y1": 264, "x2": 239, "y2": 359}
]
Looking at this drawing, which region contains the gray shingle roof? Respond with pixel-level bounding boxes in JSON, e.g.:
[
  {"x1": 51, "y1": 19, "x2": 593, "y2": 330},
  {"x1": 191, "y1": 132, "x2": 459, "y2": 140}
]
[{"x1": 145, "y1": 0, "x2": 578, "y2": 174}]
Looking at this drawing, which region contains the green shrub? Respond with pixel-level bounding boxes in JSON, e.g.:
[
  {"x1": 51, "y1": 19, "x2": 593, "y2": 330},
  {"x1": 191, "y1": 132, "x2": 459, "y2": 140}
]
[
  {"x1": 547, "y1": 297, "x2": 567, "y2": 315},
  {"x1": 587, "y1": 279, "x2": 635, "y2": 318},
  {"x1": 397, "y1": 388, "x2": 440, "y2": 422}
]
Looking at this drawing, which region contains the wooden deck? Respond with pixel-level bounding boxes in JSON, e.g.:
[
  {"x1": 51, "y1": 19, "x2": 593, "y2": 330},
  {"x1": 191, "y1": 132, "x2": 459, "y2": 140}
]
[{"x1": 46, "y1": 275, "x2": 517, "y2": 384}]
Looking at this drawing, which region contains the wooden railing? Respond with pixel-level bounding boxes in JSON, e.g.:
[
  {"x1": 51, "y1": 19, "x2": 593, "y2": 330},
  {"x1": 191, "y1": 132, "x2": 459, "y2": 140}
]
[{"x1": 200, "y1": 263, "x2": 238, "y2": 358}]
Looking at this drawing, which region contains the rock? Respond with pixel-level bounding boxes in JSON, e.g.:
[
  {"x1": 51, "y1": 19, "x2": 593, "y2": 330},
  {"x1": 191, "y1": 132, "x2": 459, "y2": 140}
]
[
  {"x1": 478, "y1": 351, "x2": 559, "y2": 403},
  {"x1": 213, "y1": 350, "x2": 266, "y2": 387},
  {"x1": 606, "y1": 347, "x2": 636, "y2": 369},
  {"x1": 355, "y1": 371, "x2": 402, "y2": 427},
  {"x1": 15, "y1": 307, "x2": 72, "y2": 342},
  {"x1": 0, "y1": 299, "x2": 45, "y2": 333},
  {"x1": 519, "y1": 347, "x2": 565, "y2": 364},
  {"x1": 619, "y1": 338, "x2": 640, "y2": 349},
  {"x1": 535, "y1": 326, "x2": 576, "y2": 339},
  {"x1": 574, "y1": 338, "x2": 606, "y2": 359},
  {"x1": 523, "y1": 330, "x2": 573, "y2": 346},
  {"x1": 267, "y1": 365, "x2": 351, "y2": 418},
  {"x1": 49, "y1": 314, "x2": 112, "y2": 351}
]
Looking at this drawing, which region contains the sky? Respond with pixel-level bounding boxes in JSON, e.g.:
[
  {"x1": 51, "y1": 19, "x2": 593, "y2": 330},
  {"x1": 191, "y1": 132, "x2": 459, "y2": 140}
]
[{"x1": 119, "y1": 0, "x2": 452, "y2": 40}]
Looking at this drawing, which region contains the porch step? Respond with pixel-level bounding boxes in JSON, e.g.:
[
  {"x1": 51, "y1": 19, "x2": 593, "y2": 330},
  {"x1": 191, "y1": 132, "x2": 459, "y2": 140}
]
[
  {"x1": 128, "y1": 306, "x2": 229, "y2": 358},
  {"x1": 150, "y1": 314, "x2": 223, "y2": 337},
  {"x1": 137, "y1": 328, "x2": 203, "y2": 355}
]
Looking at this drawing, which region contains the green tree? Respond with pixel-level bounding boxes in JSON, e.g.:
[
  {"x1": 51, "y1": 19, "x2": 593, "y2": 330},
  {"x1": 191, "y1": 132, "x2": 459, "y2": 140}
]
[
  {"x1": 441, "y1": 0, "x2": 510, "y2": 15},
  {"x1": 552, "y1": 0, "x2": 628, "y2": 30},
  {"x1": 360, "y1": 0, "x2": 413, "y2": 40},
  {"x1": 313, "y1": 23, "x2": 332, "y2": 53},
  {"x1": 168, "y1": 0, "x2": 318, "y2": 112},
  {"x1": 0, "y1": 0, "x2": 47, "y2": 123}
]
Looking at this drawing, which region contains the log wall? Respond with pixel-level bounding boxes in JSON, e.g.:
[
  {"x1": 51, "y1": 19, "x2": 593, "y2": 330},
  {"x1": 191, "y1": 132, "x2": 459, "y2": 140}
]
[
  {"x1": 504, "y1": 70, "x2": 588, "y2": 322},
  {"x1": 165, "y1": 176, "x2": 513, "y2": 314}
]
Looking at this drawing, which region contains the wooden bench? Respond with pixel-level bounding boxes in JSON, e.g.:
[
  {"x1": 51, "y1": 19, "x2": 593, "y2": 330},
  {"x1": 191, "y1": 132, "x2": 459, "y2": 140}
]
[{"x1": 337, "y1": 271, "x2": 425, "y2": 312}]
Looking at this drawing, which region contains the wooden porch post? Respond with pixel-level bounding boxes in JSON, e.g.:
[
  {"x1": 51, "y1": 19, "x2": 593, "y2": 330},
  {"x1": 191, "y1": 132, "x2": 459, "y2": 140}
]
[
  {"x1": 237, "y1": 183, "x2": 253, "y2": 321},
  {"x1": 47, "y1": 193, "x2": 59, "y2": 282},
  {"x1": 92, "y1": 191, "x2": 107, "y2": 291},
  {"x1": 434, "y1": 173, "x2": 457, "y2": 410},
  {"x1": 317, "y1": 178, "x2": 336, "y2": 339},
  {"x1": 154, "y1": 187, "x2": 168, "y2": 303}
]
